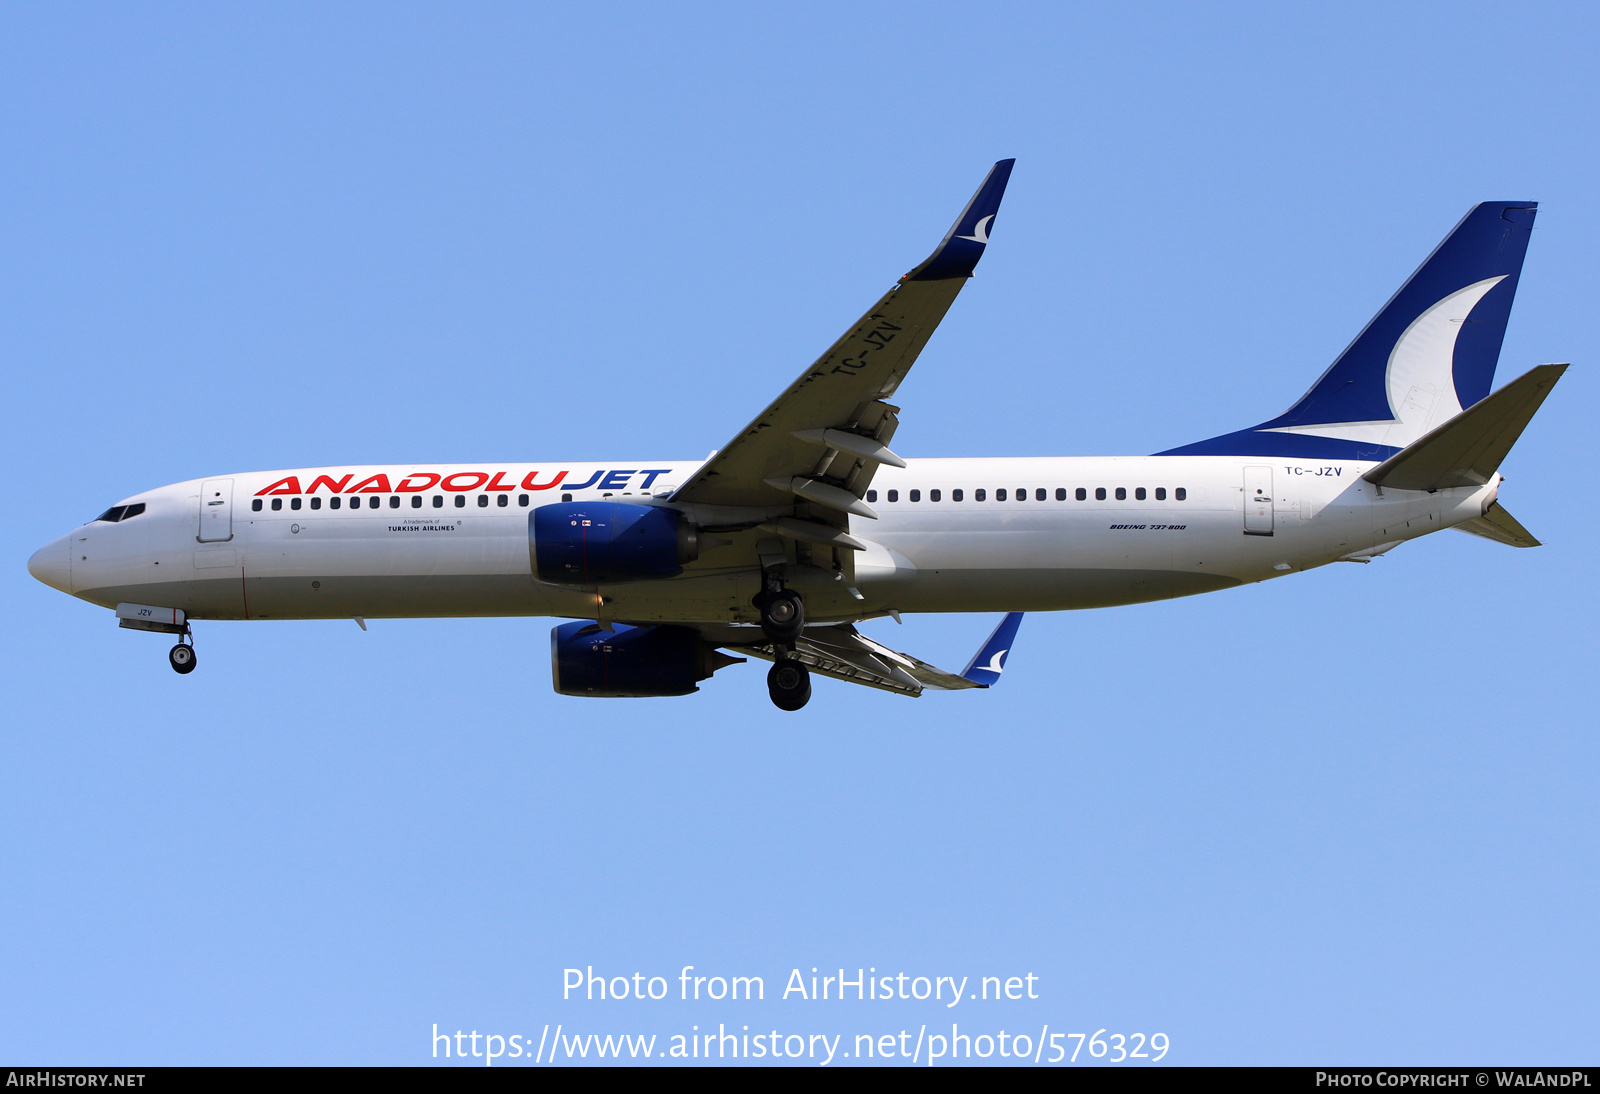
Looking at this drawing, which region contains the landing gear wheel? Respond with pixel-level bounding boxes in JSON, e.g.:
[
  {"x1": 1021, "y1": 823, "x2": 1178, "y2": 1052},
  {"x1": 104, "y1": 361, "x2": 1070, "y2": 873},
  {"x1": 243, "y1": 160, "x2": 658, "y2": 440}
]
[
  {"x1": 168, "y1": 643, "x2": 197, "y2": 675},
  {"x1": 767, "y1": 658, "x2": 811, "y2": 711},
  {"x1": 757, "y1": 589, "x2": 805, "y2": 644}
]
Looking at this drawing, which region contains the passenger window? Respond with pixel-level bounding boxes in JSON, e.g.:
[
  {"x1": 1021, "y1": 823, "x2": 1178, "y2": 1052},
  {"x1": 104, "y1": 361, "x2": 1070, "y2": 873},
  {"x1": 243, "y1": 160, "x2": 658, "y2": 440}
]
[
  {"x1": 1115, "y1": 487, "x2": 1126, "y2": 500},
  {"x1": 975, "y1": 488, "x2": 986, "y2": 501},
  {"x1": 1095, "y1": 488, "x2": 1106, "y2": 500},
  {"x1": 411, "y1": 496, "x2": 422, "y2": 508},
  {"x1": 250, "y1": 500, "x2": 262, "y2": 513},
  {"x1": 1035, "y1": 488, "x2": 1046, "y2": 501},
  {"x1": 497, "y1": 494, "x2": 508, "y2": 507},
  {"x1": 561, "y1": 493, "x2": 572, "y2": 502},
  {"x1": 996, "y1": 488, "x2": 1007, "y2": 501},
  {"x1": 1175, "y1": 487, "x2": 1187, "y2": 501},
  {"x1": 887, "y1": 490, "x2": 899, "y2": 502},
  {"x1": 311, "y1": 497, "x2": 322, "y2": 510},
  {"x1": 1055, "y1": 488, "x2": 1066, "y2": 501},
  {"x1": 1155, "y1": 487, "x2": 1166, "y2": 501},
  {"x1": 518, "y1": 494, "x2": 529, "y2": 506},
  {"x1": 1016, "y1": 488, "x2": 1026, "y2": 501},
  {"x1": 433, "y1": 495, "x2": 443, "y2": 508},
  {"x1": 389, "y1": 496, "x2": 399, "y2": 508},
  {"x1": 479, "y1": 495, "x2": 489, "y2": 507},
  {"x1": 867, "y1": 490, "x2": 878, "y2": 502},
  {"x1": 370, "y1": 496, "x2": 381, "y2": 509},
  {"x1": 290, "y1": 497, "x2": 301, "y2": 510},
  {"x1": 1076, "y1": 488, "x2": 1086, "y2": 501},
  {"x1": 952, "y1": 488, "x2": 963, "y2": 501},
  {"x1": 330, "y1": 497, "x2": 342, "y2": 510},
  {"x1": 909, "y1": 489, "x2": 920, "y2": 502},
  {"x1": 271, "y1": 498, "x2": 282, "y2": 511},
  {"x1": 1135, "y1": 487, "x2": 1146, "y2": 501},
  {"x1": 930, "y1": 489, "x2": 941, "y2": 502},
  {"x1": 455, "y1": 495, "x2": 466, "y2": 508}
]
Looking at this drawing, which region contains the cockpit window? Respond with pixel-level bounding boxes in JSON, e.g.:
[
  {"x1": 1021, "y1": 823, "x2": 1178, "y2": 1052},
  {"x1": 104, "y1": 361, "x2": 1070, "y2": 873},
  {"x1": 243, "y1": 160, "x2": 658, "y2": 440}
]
[{"x1": 94, "y1": 503, "x2": 144, "y2": 523}]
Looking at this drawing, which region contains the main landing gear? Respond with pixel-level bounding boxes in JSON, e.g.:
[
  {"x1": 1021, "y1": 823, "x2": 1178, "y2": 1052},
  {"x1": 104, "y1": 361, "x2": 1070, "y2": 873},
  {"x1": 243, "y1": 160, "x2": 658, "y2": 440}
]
[
  {"x1": 756, "y1": 586, "x2": 804, "y2": 644},
  {"x1": 756, "y1": 574, "x2": 810, "y2": 710},
  {"x1": 767, "y1": 657, "x2": 811, "y2": 711},
  {"x1": 168, "y1": 636, "x2": 197, "y2": 675}
]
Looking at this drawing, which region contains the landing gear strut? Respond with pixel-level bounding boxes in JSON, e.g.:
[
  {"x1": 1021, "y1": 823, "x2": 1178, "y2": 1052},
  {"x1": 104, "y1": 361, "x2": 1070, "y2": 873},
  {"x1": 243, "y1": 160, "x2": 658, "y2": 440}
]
[
  {"x1": 767, "y1": 657, "x2": 811, "y2": 711},
  {"x1": 168, "y1": 636, "x2": 197, "y2": 674},
  {"x1": 756, "y1": 565, "x2": 807, "y2": 707}
]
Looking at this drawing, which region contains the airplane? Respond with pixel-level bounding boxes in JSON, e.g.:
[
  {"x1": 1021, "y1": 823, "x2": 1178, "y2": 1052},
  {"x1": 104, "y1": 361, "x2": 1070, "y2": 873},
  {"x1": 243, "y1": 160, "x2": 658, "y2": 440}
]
[{"x1": 27, "y1": 161, "x2": 1566, "y2": 711}]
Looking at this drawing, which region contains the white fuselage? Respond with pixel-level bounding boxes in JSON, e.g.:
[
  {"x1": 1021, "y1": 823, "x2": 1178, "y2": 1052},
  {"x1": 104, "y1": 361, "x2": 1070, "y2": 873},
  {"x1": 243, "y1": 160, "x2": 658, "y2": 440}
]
[{"x1": 33, "y1": 456, "x2": 1497, "y2": 626}]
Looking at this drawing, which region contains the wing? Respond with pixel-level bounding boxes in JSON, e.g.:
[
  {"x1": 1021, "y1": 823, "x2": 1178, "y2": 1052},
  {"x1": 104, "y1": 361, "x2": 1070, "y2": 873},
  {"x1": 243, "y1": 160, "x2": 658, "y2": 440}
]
[
  {"x1": 670, "y1": 160, "x2": 1015, "y2": 523},
  {"x1": 697, "y1": 613, "x2": 1026, "y2": 698}
]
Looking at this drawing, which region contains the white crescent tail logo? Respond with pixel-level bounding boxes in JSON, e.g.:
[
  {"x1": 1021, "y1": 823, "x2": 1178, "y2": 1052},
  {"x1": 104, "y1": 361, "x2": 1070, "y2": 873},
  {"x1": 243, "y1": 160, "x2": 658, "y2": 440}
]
[
  {"x1": 958, "y1": 215, "x2": 994, "y2": 245},
  {"x1": 984, "y1": 648, "x2": 1009, "y2": 673}
]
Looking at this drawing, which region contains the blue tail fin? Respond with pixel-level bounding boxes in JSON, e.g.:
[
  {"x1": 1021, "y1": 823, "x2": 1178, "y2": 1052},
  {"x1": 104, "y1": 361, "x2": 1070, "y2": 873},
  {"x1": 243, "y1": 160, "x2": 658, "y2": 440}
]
[
  {"x1": 1161, "y1": 202, "x2": 1538, "y2": 461},
  {"x1": 960, "y1": 612, "x2": 1024, "y2": 687}
]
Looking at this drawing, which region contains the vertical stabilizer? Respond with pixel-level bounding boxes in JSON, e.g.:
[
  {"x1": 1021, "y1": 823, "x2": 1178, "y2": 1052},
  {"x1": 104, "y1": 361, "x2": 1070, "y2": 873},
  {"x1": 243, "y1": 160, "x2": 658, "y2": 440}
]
[{"x1": 1163, "y1": 202, "x2": 1537, "y2": 460}]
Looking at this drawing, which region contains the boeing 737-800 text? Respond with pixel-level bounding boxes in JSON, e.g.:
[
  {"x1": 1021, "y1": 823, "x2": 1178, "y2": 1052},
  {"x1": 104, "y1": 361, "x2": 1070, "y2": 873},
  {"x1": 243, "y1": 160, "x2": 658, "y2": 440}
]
[{"x1": 27, "y1": 161, "x2": 1565, "y2": 709}]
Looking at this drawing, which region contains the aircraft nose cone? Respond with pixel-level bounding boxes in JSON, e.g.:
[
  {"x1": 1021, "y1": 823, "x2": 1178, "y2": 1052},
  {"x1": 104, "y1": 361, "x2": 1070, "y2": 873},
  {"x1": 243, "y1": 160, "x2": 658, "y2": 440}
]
[{"x1": 28, "y1": 535, "x2": 71, "y2": 593}]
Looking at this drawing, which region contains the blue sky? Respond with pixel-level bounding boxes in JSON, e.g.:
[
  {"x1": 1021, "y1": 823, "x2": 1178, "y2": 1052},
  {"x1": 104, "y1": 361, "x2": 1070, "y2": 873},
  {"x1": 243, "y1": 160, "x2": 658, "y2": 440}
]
[{"x1": 2, "y1": 2, "x2": 1596, "y2": 1066}]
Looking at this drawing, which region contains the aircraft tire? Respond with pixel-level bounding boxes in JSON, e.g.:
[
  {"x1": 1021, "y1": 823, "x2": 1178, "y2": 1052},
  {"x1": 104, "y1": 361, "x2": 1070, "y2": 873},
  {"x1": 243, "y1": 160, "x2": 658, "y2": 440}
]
[
  {"x1": 767, "y1": 658, "x2": 811, "y2": 711},
  {"x1": 169, "y1": 644, "x2": 197, "y2": 675},
  {"x1": 758, "y1": 590, "x2": 805, "y2": 644}
]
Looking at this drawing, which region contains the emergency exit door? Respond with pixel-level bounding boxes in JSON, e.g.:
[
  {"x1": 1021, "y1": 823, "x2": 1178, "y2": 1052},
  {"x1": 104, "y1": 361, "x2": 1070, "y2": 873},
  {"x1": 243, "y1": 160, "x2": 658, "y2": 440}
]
[
  {"x1": 197, "y1": 479, "x2": 234, "y2": 542},
  {"x1": 1243, "y1": 466, "x2": 1274, "y2": 536}
]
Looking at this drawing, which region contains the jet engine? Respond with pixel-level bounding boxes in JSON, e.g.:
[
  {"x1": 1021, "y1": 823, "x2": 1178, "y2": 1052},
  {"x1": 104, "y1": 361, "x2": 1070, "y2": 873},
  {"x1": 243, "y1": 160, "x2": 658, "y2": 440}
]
[
  {"x1": 550, "y1": 621, "x2": 741, "y2": 698},
  {"x1": 531, "y1": 502, "x2": 701, "y2": 585}
]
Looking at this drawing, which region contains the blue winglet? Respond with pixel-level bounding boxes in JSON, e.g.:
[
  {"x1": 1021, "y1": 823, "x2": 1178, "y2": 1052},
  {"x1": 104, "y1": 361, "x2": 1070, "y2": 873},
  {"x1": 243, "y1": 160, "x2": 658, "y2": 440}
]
[
  {"x1": 908, "y1": 159, "x2": 1016, "y2": 281},
  {"x1": 960, "y1": 612, "x2": 1025, "y2": 687}
]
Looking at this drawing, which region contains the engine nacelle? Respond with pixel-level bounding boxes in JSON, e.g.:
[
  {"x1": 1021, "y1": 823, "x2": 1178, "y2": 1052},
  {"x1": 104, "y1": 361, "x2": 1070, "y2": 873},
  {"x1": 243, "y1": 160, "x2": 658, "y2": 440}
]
[
  {"x1": 551, "y1": 621, "x2": 737, "y2": 697},
  {"x1": 530, "y1": 502, "x2": 700, "y2": 585}
]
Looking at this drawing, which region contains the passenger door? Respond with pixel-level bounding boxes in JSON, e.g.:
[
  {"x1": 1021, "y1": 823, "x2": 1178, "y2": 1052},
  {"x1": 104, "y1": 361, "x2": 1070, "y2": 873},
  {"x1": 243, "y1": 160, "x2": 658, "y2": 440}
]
[
  {"x1": 197, "y1": 479, "x2": 235, "y2": 543},
  {"x1": 1243, "y1": 466, "x2": 1274, "y2": 536}
]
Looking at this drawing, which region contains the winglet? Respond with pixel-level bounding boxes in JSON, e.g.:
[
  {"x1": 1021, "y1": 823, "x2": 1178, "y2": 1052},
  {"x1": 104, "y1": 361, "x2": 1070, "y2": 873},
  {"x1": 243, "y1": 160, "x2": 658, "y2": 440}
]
[
  {"x1": 960, "y1": 612, "x2": 1024, "y2": 687},
  {"x1": 907, "y1": 159, "x2": 1016, "y2": 281}
]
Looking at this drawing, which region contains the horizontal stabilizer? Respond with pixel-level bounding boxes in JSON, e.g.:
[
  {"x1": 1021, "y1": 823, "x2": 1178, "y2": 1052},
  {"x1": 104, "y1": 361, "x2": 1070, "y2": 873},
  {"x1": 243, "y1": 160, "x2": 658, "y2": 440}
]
[
  {"x1": 1363, "y1": 364, "x2": 1567, "y2": 492},
  {"x1": 1455, "y1": 502, "x2": 1541, "y2": 548}
]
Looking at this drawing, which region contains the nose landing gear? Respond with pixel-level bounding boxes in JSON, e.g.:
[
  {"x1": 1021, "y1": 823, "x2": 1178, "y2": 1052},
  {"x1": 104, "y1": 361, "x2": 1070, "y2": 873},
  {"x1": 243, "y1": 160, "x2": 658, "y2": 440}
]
[
  {"x1": 767, "y1": 657, "x2": 811, "y2": 711},
  {"x1": 168, "y1": 637, "x2": 197, "y2": 674}
]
